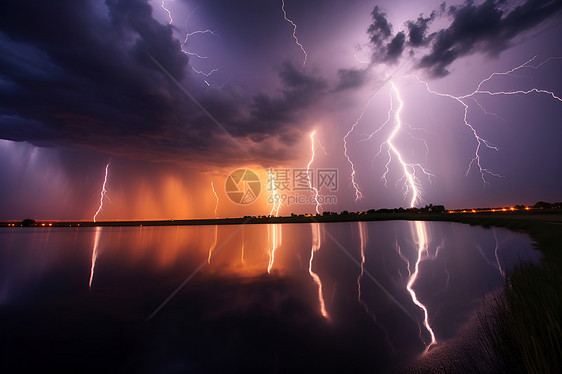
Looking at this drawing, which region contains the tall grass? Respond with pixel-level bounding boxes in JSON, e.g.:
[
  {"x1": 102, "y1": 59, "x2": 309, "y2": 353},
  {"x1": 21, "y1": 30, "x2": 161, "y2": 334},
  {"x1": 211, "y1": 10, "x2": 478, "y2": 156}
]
[{"x1": 479, "y1": 261, "x2": 562, "y2": 373}]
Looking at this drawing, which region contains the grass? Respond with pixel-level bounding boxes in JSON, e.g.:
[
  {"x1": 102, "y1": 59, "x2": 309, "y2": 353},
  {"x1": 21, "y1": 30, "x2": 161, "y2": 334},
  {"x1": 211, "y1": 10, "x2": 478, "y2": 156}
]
[
  {"x1": 479, "y1": 260, "x2": 562, "y2": 373},
  {"x1": 451, "y1": 214, "x2": 562, "y2": 373}
]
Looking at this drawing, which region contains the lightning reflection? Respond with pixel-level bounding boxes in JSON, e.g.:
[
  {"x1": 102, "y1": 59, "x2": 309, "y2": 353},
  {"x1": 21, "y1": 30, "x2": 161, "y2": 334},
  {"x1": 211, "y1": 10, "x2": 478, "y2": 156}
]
[
  {"x1": 407, "y1": 221, "x2": 437, "y2": 352},
  {"x1": 89, "y1": 227, "x2": 102, "y2": 289},
  {"x1": 207, "y1": 181, "x2": 219, "y2": 263},
  {"x1": 310, "y1": 223, "x2": 329, "y2": 318}
]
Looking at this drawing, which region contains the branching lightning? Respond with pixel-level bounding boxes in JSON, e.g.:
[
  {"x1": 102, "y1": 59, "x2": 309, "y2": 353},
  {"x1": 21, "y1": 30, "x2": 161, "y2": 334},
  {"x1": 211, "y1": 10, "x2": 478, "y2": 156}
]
[
  {"x1": 310, "y1": 223, "x2": 329, "y2": 318},
  {"x1": 307, "y1": 130, "x2": 322, "y2": 214},
  {"x1": 161, "y1": 0, "x2": 173, "y2": 24},
  {"x1": 412, "y1": 56, "x2": 561, "y2": 185},
  {"x1": 211, "y1": 180, "x2": 219, "y2": 217},
  {"x1": 93, "y1": 163, "x2": 110, "y2": 222},
  {"x1": 163, "y1": 5, "x2": 222, "y2": 83},
  {"x1": 356, "y1": 222, "x2": 373, "y2": 316},
  {"x1": 376, "y1": 82, "x2": 434, "y2": 208},
  {"x1": 267, "y1": 169, "x2": 282, "y2": 217},
  {"x1": 343, "y1": 103, "x2": 370, "y2": 202},
  {"x1": 281, "y1": 0, "x2": 308, "y2": 70}
]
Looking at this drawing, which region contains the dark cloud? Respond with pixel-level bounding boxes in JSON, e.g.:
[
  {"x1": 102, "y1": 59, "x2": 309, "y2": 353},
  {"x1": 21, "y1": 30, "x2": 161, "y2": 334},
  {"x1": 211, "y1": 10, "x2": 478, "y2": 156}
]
[
  {"x1": 230, "y1": 62, "x2": 327, "y2": 142},
  {"x1": 0, "y1": 0, "x2": 327, "y2": 166},
  {"x1": 420, "y1": 0, "x2": 562, "y2": 76},
  {"x1": 406, "y1": 10, "x2": 439, "y2": 47},
  {"x1": 367, "y1": 6, "x2": 393, "y2": 47},
  {"x1": 335, "y1": 69, "x2": 368, "y2": 91},
  {"x1": 385, "y1": 32, "x2": 406, "y2": 62},
  {"x1": 366, "y1": 7, "x2": 406, "y2": 64},
  {"x1": 366, "y1": 0, "x2": 562, "y2": 77}
]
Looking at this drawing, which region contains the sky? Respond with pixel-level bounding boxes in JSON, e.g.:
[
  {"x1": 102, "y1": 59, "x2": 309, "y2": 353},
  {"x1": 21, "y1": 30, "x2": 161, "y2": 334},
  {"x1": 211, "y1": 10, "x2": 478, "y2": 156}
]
[{"x1": 1, "y1": 0, "x2": 561, "y2": 220}]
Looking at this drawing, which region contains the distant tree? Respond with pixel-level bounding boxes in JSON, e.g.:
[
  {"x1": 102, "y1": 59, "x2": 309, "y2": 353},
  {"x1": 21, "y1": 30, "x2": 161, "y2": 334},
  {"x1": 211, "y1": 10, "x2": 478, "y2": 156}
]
[
  {"x1": 432, "y1": 205, "x2": 445, "y2": 213},
  {"x1": 341, "y1": 210, "x2": 349, "y2": 215},
  {"x1": 534, "y1": 201, "x2": 552, "y2": 209},
  {"x1": 21, "y1": 219, "x2": 35, "y2": 226}
]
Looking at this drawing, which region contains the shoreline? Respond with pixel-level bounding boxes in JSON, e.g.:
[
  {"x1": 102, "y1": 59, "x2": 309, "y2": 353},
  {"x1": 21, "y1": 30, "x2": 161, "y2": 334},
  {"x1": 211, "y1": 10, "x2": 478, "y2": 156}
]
[{"x1": 2, "y1": 210, "x2": 561, "y2": 229}]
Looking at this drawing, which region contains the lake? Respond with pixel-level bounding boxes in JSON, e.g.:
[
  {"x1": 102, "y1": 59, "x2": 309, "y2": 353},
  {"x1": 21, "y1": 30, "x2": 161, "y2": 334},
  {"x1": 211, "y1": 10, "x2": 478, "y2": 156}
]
[{"x1": 0, "y1": 221, "x2": 539, "y2": 372}]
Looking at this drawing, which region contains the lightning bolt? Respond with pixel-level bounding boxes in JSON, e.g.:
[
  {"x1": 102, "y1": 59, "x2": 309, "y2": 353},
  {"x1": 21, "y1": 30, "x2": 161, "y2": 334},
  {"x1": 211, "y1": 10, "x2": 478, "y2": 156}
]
[
  {"x1": 181, "y1": 29, "x2": 220, "y2": 61},
  {"x1": 343, "y1": 103, "x2": 370, "y2": 202},
  {"x1": 307, "y1": 130, "x2": 322, "y2": 214},
  {"x1": 413, "y1": 56, "x2": 561, "y2": 185},
  {"x1": 266, "y1": 170, "x2": 282, "y2": 273},
  {"x1": 376, "y1": 82, "x2": 433, "y2": 207},
  {"x1": 93, "y1": 162, "x2": 110, "y2": 222},
  {"x1": 211, "y1": 180, "x2": 219, "y2": 217},
  {"x1": 309, "y1": 223, "x2": 328, "y2": 318},
  {"x1": 207, "y1": 181, "x2": 219, "y2": 264},
  {"x1": 172, "y1": 7, "x2": 221, "y2": 82},
  {"x1": 371, "y1": 85, "x2": 436, "y2": 350},
  {"x1": 281, "y1": 0, "x2": 308, "y2": 70},
  {"x1": 161, "y1": 0, "x2": 173, "y2": 24},
  {"x1": 353, "y1": 45, "x2": 370, "y2": 65},
  {"x1": 267, "y1": 169, "x2": 282, "y2": 217}
]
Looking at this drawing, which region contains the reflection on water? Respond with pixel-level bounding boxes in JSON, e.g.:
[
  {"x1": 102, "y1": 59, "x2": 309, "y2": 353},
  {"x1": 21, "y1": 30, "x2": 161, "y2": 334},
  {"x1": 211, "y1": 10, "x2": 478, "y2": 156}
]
[
  {"x1": 309, "y1": 223, "x2": 328, "y2": 319},
  {"x1": 89, "y1": 226, "x2": 102, "y2": 289},
  {"x1": 0, "y1": 221, "x2": 538, "y2": 372},
  {"x1": 407, "y1": 221, "x2": 437, "y2": 352}
]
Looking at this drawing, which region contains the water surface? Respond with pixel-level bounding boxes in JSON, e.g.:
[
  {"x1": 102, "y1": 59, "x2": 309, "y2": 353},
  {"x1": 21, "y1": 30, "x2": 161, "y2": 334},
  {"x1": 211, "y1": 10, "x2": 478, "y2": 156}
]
[{"x1": 0, "y1": 221, "x2": 538, "y2": 372}]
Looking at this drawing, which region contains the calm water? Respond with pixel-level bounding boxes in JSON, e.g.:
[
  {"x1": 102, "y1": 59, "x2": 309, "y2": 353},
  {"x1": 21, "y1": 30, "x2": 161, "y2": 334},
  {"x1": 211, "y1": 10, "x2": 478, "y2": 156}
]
[{"x1": 0, "y1": 221, "x2": 539, "y2": 373}]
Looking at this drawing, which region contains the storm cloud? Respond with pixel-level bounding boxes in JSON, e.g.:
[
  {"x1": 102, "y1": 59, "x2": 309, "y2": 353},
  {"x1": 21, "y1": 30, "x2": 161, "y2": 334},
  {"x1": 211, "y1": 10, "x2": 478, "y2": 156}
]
[
  {"x1": 367, "y1": 0, "x2": 562, "y2": 76},
  {"x1": 0, "y1": 0, "x2": 327, "y2": 165}
]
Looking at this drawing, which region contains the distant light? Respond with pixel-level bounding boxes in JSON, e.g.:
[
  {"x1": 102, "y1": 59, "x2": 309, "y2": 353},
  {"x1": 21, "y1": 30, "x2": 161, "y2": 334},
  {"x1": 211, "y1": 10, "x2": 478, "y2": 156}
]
[
  {"x1": 471, "y1": 209, "x2": 476, "y2": 213},
  {"x1": 41, "y1": 223, "x2": 45, "y2": 226},
  {"x1": 510, "y1": 207, "x2": 515, "y2": 211},
  {"x1": 492, "y1": 209, "x2": 496, "y2": 212},
  {"x1": 502, "y1": 208, "x2": 507, "y2": 212},
  {"x1": 48, "y1": 223, "x2": 52, "y2": 226},
  {"x1": 525, "y1": 207, "x2": 530, "y2": 210}
]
